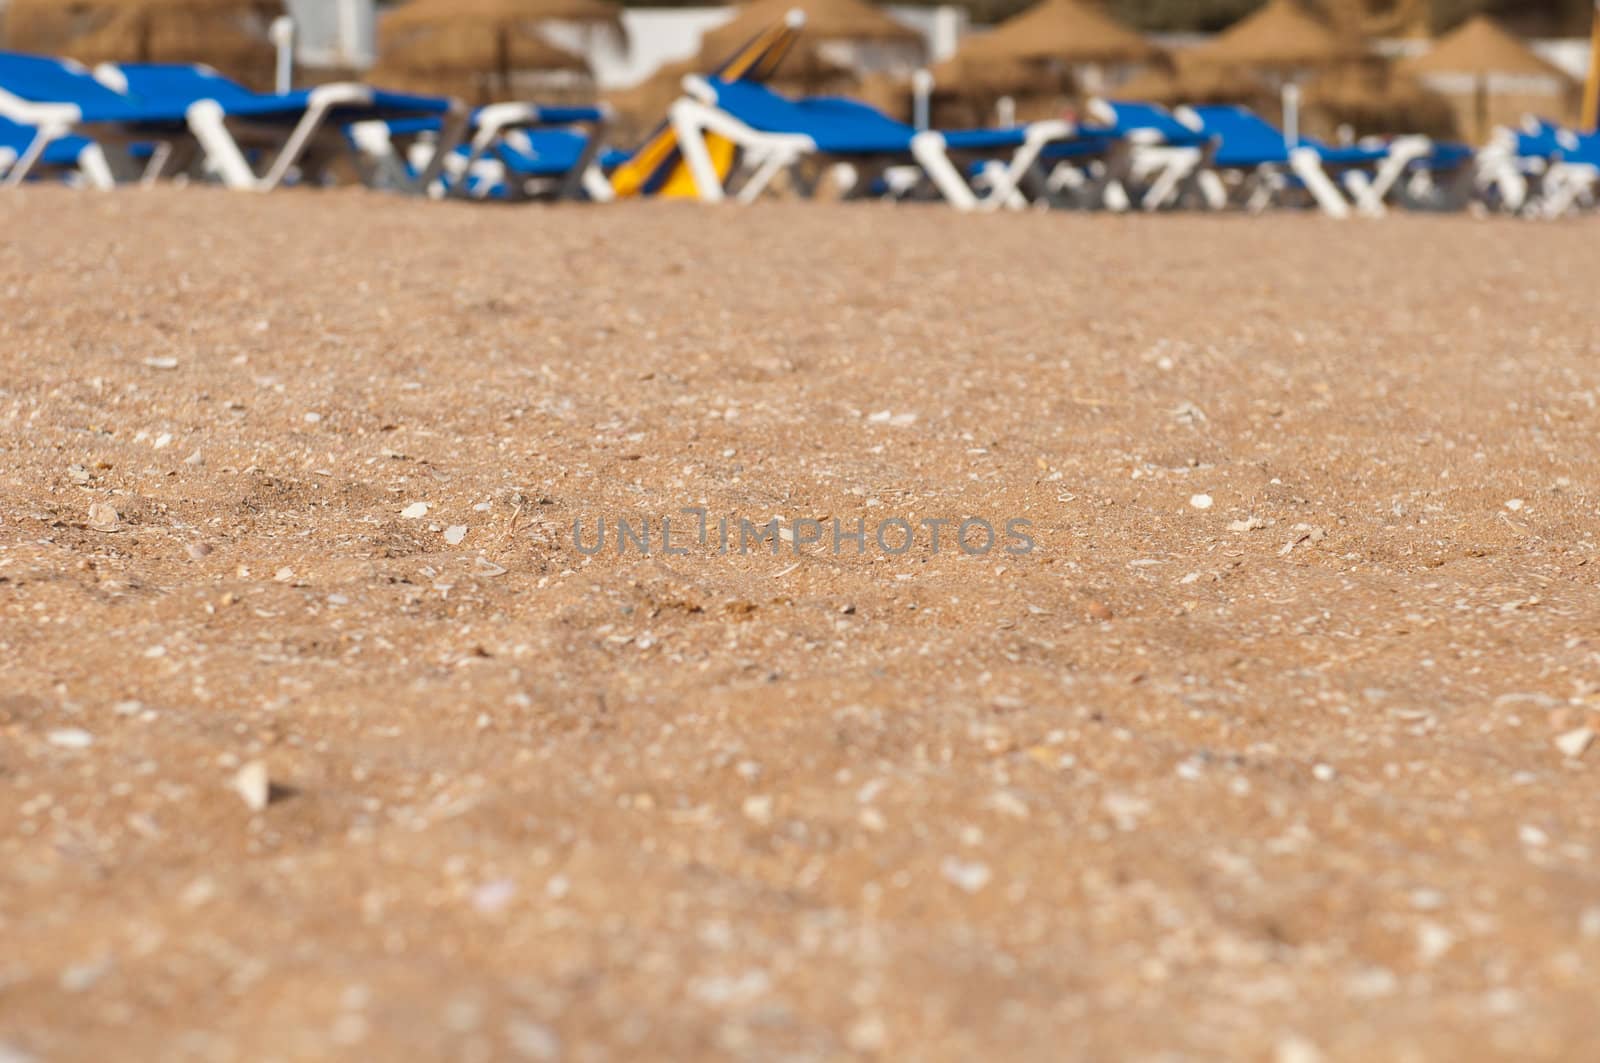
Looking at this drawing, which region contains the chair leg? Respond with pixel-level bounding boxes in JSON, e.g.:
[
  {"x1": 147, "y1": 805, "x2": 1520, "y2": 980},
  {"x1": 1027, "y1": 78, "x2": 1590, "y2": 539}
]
[
  {"x1": 1370, "y1": 138, "x2": 1427, "y2": 205},
  {"x1": 2, "y1": 126, "x2": 60, "y2": 187},
  {"x1": 1193, "y1": 170, "x2": 1228, "y2": 211},
  {"x1": 1243, "y1": 170, "x2": 1276, "y2": 213},
  {"x1": 187, "y1": 100, "x2": 260, "y2": 190},
  {"x1": 734, "y1": 149, "x2": 792, "y2": 204},
  {"x1": 557, "y1": 115, "x2": 609, "y2": 202},
  {"x1": 582, "y1": 165, "x2": 615, "y2": 203},
  {"x1": 415, "y1": 107, "x2": 469, "y2": 195},
  {"x1": 1339, "y1": 169, "x2": 1385, "y2": 217},
  {"x1": 347, "y1": 121, "x2": 414, "y2": 192},
  {"x1": 136, "y1": 142, "x2": 175, "y2": 186},
  {"x1": 909, "y1": 132, "x2": 978, "y2": 212},
  {"x1": 668, "y1": 101, "x2": 728, "y2": 203},
  {"x1": 1288, "y1": 148, "x2": 1351, "y2": 219},
  {"x1": 75, "y1": 143, "x2": 115, "y2": 190},
  {"x1": 981, "y1": 142, "x2": 1046, "y2": 211},
  {"x1": 1142, "y1": 154, "x2": 1194, "y2": 211}
]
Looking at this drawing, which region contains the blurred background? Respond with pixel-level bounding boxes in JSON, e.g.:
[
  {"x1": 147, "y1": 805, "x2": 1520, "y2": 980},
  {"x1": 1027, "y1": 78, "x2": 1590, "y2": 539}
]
[{"x1": 0, "y1": 0, "x2": 1592, "y2": 144}]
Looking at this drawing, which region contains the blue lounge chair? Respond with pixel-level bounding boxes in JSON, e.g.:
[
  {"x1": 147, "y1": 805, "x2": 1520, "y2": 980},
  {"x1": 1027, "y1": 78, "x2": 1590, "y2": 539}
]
[
  {"x1": 1535, "y1": 125, "x2": 1600, "y2": 216},
  {"x1": 1173, "y1": 104, "x2": 1358, "y2": 218},
  {"x1": 94, "y1": 62, "x2": 466, "y2": 191},
  {"x1": 0, "y1": 51, "x2": 198, "y2": 187},
  {"x1": 0, "y1": 111, "x2": 112, "y2": 186},
  {"x1": 494, "y1": 125, "x2": 629, "y2": 200},
  {"x1": 1071, "y1": 99, "x2": 1213, "y2": 211},
  {"x1": 437, "y1": 132, "x2": 632, "y2": 201},
  {"x1": 1298, "y1": 133, "x2": 1434, "y2": 214},
  {"x1": 1478, "y1": 117, "x2": 1575, "y2": 213},
  {"x1": 667, "y1": 75, "x2": 1079, "y2": 211},
  {"x1": 351, "y1": 102, "x2": 614, "y2": 201},
  {"x1": 1380, "y1": 140, "x2": 1477, "y2": 212}
]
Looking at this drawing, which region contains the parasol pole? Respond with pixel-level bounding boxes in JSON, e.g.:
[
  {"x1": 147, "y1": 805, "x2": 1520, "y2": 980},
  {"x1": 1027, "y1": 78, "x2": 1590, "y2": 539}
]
[
  {"x1": 1475, "y1": 73, "x2": 1488, "y2": 144},
  {"x1": 1583, "y1": 0, "x2": 1600, "y2": 133},
  {"x1": 271, "y1": 15, "x2": 295, "y2": 94},
  {"x1": 1282, "y1": 79, "x2": 1301, "y2": 148},
  {"x1": 913, "y1": 68, "x2": 932, "y2": 131}
]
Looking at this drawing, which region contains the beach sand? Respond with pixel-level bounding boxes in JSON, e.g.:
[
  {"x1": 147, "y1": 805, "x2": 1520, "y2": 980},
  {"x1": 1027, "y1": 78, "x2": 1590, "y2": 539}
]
[{"x1": 2, "y1": 188, "x2": 1598, "y2": 1060}]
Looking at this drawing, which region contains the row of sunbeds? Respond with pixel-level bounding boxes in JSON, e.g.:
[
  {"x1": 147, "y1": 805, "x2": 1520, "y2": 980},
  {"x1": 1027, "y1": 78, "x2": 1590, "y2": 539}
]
[{"x1": 2, "y1": 45, "x2": 1597, "y2": 218}]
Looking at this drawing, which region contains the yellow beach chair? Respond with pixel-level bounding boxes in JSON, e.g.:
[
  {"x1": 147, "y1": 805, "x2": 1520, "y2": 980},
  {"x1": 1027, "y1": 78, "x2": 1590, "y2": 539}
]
[{"x1": 609, "y1": 10, "x2": 804, "y2": 199}]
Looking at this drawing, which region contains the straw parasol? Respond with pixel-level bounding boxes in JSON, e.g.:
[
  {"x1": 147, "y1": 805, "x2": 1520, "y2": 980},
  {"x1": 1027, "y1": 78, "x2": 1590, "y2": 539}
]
[
  {"x1": 1403, "y1": 14, "x2": 1571, "y2": 82},
  {"x1": 955, "y1": 0, "x2": 1155, "y2": 67},
  {"x1": 852, "y1": 70, "x2": 913, "y2": 123},
  {"x1": 1323, "y1": 0, "x2": 1430, "y2": 40},
  {"x1": 698, "y1": 0, "x2": 922, "y2": 89},
  {"x1": 922, "y1": 51, "x2": 1065, "y2": 129},
  {"x1": 1303, "y1": 65, "x2": 1457, "y2": 140},
  {"x1": 1402, "y1": 14, "x2": 1575, "y2": 142},
  {"x1": 5, "y1": 0, "x2": 280, "y2": 82},
  {"x1": 383, "y1": 0, "x2": 624, "y2": 36},
  {"x1": 377, "y1": 0, "x2": 619, "y2": 103},
  {"x1": 604, "y1": 50, "x2": 859, "y2": 142},
  {"x1": 1184, "y1": 0, "x2": 1359, "y2": 72},
  {"x1": 1116, "y1": 61, "x2": 1265, "y2": 107},
  {"x1": 700, "y1": 0, "x2": 920, "y2": 61},
  {"x1": 604, "y1": 59, "x2": 697, "y2": 143},
  {"x1": 67, "y1": 9, "x2": 274, "y2": 72},
  {"x1": 927, "y1": 0, "x2": 1152, "y2": 119},
  {"x1": 929, "y1": 52, "x2": 1052, "y2": 97}
]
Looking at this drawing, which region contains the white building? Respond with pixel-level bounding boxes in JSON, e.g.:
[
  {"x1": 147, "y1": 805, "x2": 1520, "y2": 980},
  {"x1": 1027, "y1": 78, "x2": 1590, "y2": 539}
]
[{"x1": 286, "y1": 0, "x2": 377, "y2": 69}]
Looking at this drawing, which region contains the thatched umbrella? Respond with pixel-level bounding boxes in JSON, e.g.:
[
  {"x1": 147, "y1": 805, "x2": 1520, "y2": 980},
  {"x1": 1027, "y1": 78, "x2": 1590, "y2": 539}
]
[
  {"x1": 852, "y1": 70, "x2": 912, "y2": 122},
  {"x1": 931, "y1": 0, "x2": 1153, "y2": 117},
  {"x1": 1402, "y1": 15, "x2": 1574, "y2": 142},
  {"x1": 604, "y1": 50, "x2": 858, "y2": 143},
  {"x1": 1322, "y1": 0, "x2": 1429, "y2": 40},
  {"x1": 957, "y1": 0, "x2": 1154, "y2": 67},
  {"x1": 701, "y1": 0, "x2": 920, "y2": 58},
  {"x1": 925, "y1": 51, "x2": 1060, "y2": 126},
  {"x1": 375, "y1": 22, "x2": 591, "y2": 105},
  {"x1": 68, "y1": 10, "x2": 273, "y2": 71},
  {"x1": 377, "y1": 0, "x2": 621, "y2": 104},
  {"x1": 1303, "y1": 64, "x2": 1457, "y2": 140},
  {"x1": 1182, "y1": 0, "x2": 1361, "y2": 146},
  {"x1": 5, "y1": 0, "x2": 280, "y2": 83},
  {"x1": 699, "y1": 0, "x2": 922, "y2": 90},
  {"x1": 1115, "y1": 62, "x2": 1266, "y2": 107},
  {"x1": 603, "y1": 58, "x2": 701, "y2": 144},
  {"x1": 1184, "y1": 0, "x2": 1359, "y2": 74}
]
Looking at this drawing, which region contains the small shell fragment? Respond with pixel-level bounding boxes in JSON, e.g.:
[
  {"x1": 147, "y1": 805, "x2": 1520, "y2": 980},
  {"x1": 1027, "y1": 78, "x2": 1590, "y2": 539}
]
[
  {"x1": 232, "y1": 760, "x2": 272, "y2": 811},
  {"x1": 87, "y1": 502, "x2": 120, "y2": 531}
]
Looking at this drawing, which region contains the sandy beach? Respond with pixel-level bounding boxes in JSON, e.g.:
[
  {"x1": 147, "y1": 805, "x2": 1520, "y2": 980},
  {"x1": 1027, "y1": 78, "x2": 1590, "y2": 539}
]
[{"x1": 2, "y1": 188, "x2": 1599, "y2": 1060}]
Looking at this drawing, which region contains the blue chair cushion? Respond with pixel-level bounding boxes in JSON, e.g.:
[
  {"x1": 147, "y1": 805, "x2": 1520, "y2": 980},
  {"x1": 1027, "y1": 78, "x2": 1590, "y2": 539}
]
[
  {"x1": 1097, "y1": 100, "x2": 1206, "y2": 147},
  {"x1": 0, "y1": 113, "x2": 94, "y2": 166},
  {"x1": 1188, "y1": 105, "x2": 1289, "y2": 167},
  {"x1": 110, "y1": 62, "x2": 452, "y2": 123},
  {"x1": 0, "y1": 51, "x2": 190, "y2": 126}
]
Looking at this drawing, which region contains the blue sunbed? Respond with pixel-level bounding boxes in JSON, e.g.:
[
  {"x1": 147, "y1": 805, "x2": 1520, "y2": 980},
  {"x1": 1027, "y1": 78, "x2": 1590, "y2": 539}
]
[
  {"x1": 0, "y1": 51, "x2": 198, "y2": 186},
  {"x1": 668, "y1": 75, "x2": 1081, "y2": 210},
  {"x1": 95, "y1": 62, "x2": 464, "y2": 191},
  {"x1": 1175, "y1": 104, "x2": 1364, "y2": 217},
  {"x1": 352, "y1": 101, "x2": 615, "y2": 200},
  {"x1": 0, "y1": 111, "x2": 111, "y2": 185}
]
